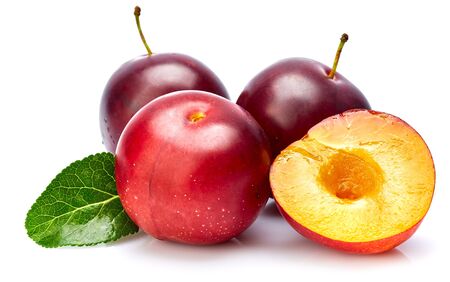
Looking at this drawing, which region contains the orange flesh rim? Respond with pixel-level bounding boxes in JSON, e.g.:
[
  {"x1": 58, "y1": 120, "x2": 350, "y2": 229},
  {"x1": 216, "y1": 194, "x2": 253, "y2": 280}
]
[{"x1": 271, "y1": 110, "x2": 435, "y2": 243}]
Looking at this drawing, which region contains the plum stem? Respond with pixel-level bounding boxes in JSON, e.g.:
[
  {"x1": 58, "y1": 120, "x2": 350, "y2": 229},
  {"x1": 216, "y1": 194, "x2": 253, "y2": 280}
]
[
  {"x1": 134, "y1": 6, "x2": 152, "y2": 56},
  {"x1": 328, "y1": 33, "x2": 349, "y2": 79}
]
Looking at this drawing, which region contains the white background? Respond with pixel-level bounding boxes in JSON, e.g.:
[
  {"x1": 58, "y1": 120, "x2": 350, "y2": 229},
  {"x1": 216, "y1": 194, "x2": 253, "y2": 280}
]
[{"x1": 1, "y1": 0, "x2": 449, "y2": 281}]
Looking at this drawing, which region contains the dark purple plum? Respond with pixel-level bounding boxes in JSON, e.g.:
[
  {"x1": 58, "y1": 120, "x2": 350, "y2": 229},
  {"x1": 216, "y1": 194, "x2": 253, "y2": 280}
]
[
  {"x1": 237, "y1": 34, "x2": 370, "y2": 156},
  {"x1": 100, "y1": 7, "x2": 228, "y2": 152}
]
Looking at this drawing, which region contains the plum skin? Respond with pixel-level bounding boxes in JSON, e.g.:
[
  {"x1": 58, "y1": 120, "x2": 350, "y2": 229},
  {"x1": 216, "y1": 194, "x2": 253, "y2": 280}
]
[
  {"x1": 100, "y1": 53, "x2": 229, "y2": 152},
  {"x1": 115, "y1": 90, "x2": 271, "y2": 245},
  {"x1": 237, "y1": 57, "x2": 370, "y2": 156}
]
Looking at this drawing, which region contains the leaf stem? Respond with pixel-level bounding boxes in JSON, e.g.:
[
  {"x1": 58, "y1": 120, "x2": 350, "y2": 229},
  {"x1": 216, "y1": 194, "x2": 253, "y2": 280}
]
[
  {"x1": 134, "y1": 6, "x2": 152, "y2": 56},
  {"x1": 328, "y1": 33, "x2": 349, "y2": 79}
]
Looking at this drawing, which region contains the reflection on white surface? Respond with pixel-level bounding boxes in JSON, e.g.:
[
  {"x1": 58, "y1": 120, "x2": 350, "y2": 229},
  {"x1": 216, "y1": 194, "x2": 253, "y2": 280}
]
[{"x1": 115, "y1": 200, "x2": 424, "y2": 269}]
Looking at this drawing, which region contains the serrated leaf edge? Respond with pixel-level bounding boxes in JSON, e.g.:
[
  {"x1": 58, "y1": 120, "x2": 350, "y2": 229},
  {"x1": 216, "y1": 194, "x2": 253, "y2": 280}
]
[{"x1": 25, "y1": 152, "x2": 138, "y2": 248}]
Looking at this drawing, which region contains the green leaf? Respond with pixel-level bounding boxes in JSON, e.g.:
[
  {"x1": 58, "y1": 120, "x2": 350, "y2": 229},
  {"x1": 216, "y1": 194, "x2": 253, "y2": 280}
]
[{"x1": 25, "y1": 152, "x2": 138, "y2": 247}]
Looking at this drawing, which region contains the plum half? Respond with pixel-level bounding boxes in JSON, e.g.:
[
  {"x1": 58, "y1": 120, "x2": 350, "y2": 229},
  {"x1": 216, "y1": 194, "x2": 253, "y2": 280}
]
[{"x1": 270, "y1": 109, "x2": 435, "y2": 254}]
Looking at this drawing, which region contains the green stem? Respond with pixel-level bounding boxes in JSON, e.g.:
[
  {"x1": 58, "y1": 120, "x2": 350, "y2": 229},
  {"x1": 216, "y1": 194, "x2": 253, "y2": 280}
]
[
  {"x1": 328, "y1": 33, "x2": 349, "y2": 79},
  {"x1": 134, "y1": 6, "x2": 152, "y2": 56}
]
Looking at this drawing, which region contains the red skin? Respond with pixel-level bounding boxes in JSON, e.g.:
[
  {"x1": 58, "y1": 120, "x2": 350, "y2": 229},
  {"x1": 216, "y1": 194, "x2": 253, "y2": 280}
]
[
  {"x1": 276, "y1": 203, "x2": 422, "y2": 254},
  {"x1": 237, "y1": 58, "x2": 370, "y2": 156},
  {"x1": 115, "y1": 91, "x2": 271, "y2": 245},
  {"x1": 100, "y1": 53, "x2": 229, "y2": 152}
]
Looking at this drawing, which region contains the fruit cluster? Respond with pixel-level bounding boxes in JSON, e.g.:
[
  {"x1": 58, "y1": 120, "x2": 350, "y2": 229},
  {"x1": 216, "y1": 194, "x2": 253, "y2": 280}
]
[{"x1": 28, "y1": 6, "x2": 435, "y2": 254}]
